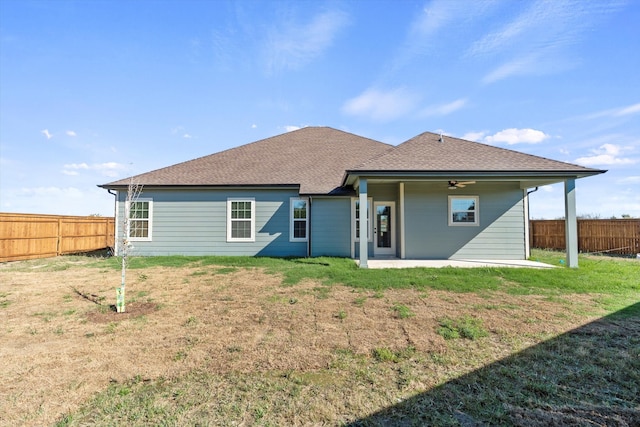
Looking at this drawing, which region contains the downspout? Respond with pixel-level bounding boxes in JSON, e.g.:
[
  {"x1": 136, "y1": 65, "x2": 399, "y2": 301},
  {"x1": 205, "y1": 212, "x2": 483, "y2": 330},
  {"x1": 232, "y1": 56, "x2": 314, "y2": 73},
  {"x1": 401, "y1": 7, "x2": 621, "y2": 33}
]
[
  {"x1": 107, "y1": 189, "x2": 118, "y2": 255},
  {"x1": 526, "y1": 187, "x2": 539, "y2": 222}
]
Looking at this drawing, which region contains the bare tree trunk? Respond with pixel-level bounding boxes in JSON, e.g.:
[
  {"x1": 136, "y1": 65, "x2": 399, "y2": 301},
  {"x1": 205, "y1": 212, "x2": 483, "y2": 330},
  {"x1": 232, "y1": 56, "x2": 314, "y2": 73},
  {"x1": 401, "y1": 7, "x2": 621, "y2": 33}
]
[{"x1": 117, "y1": 178, "x2": 143, "y2": 313}]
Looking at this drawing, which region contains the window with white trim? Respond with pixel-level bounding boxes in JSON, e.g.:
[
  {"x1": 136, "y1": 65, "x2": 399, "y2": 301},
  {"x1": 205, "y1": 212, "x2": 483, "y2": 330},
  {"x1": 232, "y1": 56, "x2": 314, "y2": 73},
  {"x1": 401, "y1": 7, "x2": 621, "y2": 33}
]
[
  {"x1": 353, "y1": 197, "x2": 373, "y2": 241},
  {"x1": 227, "y1": 198, "x2": 255, "y2": 242},
  {"x1": 448, "y1": 196, "x2": 479, "y2": 226},
  {"x1": 290, "y1": 197, "x2": 308, "y2": 242},
  {"x1": 127, "y1": 198, "x2": 153, "y2": 241}
]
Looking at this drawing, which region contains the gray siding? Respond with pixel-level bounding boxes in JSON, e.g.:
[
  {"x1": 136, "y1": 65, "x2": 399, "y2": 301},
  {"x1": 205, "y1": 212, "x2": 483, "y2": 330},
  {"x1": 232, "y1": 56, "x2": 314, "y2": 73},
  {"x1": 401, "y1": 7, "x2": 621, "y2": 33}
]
[
  {"x1": 116, "y1": 189, "x2": 306, "y2": 256},
  {"x1": 113, "y1": 181, "x2": 526, "y2": 260},
  {"x1": 353, "y1": 183, "x2": 400, "y2": 258},
  {"x1": 310, "y1": 198, "x2": 351, "y2": 257},
  {"x1": 369, "y1": 183, "x2": 397, "y2": 202},
  {"x1": 404, "y1": 182, "x2": 526, "y2": 259}
]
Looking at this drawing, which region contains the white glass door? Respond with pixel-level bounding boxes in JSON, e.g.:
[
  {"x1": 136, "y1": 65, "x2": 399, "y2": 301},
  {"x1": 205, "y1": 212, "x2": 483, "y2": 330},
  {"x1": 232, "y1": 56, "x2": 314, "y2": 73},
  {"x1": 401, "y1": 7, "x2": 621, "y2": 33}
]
[{"x1": 374, "y1": 201, "x2": 395, "y2": 257}]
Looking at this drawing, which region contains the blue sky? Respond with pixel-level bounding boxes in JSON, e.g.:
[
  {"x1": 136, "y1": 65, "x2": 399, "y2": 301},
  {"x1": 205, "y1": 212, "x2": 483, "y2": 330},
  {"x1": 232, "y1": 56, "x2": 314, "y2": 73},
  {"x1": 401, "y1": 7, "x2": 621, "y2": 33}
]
[{"x1": 1, "y1": 0, "x2": 638, "y2": 218}]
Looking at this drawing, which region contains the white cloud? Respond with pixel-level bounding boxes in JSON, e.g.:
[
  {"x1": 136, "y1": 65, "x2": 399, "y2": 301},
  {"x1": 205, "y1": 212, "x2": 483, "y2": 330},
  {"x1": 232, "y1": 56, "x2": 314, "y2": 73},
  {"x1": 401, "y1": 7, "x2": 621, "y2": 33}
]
[
  {"x1": 396, "y1": 0, "x2": 496, "y2": 67},
  {"x1": 17, "y1": 186, "x2": 84, "y2": 198},
  {"x1": 3, "y1": 186, "x2": 113, "y2": 216},
  {"x1": 171, "y1": 126, "x2": 194, "y2": 139},
  {"x1": 584, "y1": 102, "x2": 640, "y2": 120},
  {"x1": 471, "y1": 2, "x2": 623, "y2": 57},
  {"x1": 419, "y1": 98, "x2": 467, "y2": 117},
  {"x1": 616, "y1": 103, "x2": 640, "y2": 116},
  {"x1": 64, "y1": 163, "x2": 90, "y2": 170},
  {"x1": 342, "y1": 87, "x2": 420, "y2": 121},
  {"x1": 484, "y1": 128, "x2": 549, "y2": 145},
  {"x1": 251, "y1": 124, "x2": 257, "y2": 129},
  {"x1": 284, "y1": 125, "x2": 301, "y2": 132},
  {"x1": 482, "y1": 54, "x2": 540, "y2": 84},
  {"x1": 93, "y1": 162, "x2": 126, "y2": 177},
  {"x1": 66, "y1": 130, "x2": 77, "y2": 137},
  {"x1": 62, "y1": 162, "x2": 126, "y2": 178},
  {"x1": 41, "y1": 129, "x2": 52, "y2": 139},
  {"x1": 540, "y1": 184, "x2": 556, "y2": 193},
  {"x1": 468, "y1": 2, "x2": 551, "y2": 57},
  {"x1": 410, "y1": 0, "x2": 460, "y2": 36},
  {"x1": 575, "y1": 144, "x2": 636, "y2": 166},
  {"x1": 471, "y1": 1, "x2": 623, "y2": 83},
  {"x1": 618, "y1": 176, "x2": 640, "y2": 184},
  {"x1": 265, "y1": 9, "x2": 349, "y2": 72},
  {"x1": 461, "y1": 131, "x2": 486, "y2": 142}
]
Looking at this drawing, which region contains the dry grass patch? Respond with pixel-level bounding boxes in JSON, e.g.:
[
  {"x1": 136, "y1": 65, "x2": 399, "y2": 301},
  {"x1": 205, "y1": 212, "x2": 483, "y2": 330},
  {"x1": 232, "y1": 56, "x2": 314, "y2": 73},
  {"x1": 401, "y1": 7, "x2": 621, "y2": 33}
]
[{"x1": 0, "y1": 257, "x2": 637, "y2": 426}]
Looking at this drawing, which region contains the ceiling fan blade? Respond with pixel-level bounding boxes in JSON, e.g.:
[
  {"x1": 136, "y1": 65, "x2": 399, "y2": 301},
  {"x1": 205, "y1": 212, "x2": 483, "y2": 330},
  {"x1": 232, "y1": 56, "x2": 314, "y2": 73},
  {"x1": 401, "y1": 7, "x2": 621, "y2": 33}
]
[{"x1": 459, "y1": 181, "x2": 476, "y2": 185}]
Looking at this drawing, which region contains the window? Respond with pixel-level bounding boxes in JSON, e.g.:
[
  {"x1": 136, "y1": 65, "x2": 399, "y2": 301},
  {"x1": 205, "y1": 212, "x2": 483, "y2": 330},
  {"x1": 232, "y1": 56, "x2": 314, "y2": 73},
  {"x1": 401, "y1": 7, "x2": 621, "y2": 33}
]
[
  {"x1": 227, "y1": 198, "x2": 255, "y2": 242},
  {"x1": 353, "y1": 197, "x2": 373, "y2": 241},
  {"x1": 290, "y1": 197, "x2": 308, "y2": 242},
  {"x1": 127, "y1": 199, "x2": 153, "y2": 241},
  {"x1": 448, "y1": 196, "x2": 479, "y2": 226}
]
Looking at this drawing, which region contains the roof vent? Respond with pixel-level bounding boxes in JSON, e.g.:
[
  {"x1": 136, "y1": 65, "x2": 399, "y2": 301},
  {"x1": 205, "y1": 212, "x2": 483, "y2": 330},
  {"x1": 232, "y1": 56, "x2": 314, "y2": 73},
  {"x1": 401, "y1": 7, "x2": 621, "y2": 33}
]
[{"x1": 439, "y1": 133, "x2": 444, "y2": 143}]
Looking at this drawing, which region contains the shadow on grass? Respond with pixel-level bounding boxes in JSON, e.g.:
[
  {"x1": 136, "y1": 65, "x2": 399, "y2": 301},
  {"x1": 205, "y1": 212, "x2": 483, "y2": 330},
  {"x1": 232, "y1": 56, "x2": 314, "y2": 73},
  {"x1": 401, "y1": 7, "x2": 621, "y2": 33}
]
[{"x1": 348, "y1": 302, "x2": 640, "y2": 426}]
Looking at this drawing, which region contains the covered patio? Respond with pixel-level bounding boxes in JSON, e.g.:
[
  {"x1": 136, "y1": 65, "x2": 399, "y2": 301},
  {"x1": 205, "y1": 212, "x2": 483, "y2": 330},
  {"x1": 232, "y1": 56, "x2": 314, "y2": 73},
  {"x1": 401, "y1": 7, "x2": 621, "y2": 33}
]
[{"x1": 344, "y1": 132, "x2": 605, "y2": 270}]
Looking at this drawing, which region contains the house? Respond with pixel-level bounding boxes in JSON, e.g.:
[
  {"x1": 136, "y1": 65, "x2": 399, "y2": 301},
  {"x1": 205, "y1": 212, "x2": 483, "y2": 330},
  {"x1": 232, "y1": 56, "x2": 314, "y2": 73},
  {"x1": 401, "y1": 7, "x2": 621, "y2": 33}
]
[{"x1": 100, "y1": 127, "x2": 605, "y2": 267}]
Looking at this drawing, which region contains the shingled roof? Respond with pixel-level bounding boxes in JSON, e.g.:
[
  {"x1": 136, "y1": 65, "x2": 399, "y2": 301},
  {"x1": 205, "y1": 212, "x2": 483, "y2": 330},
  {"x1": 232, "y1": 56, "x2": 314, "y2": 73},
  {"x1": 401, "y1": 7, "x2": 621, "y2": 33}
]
[
  {"x1": 349, "y1": 131, "x2": 603, "y2": 175},
  {"x1": 101, "y1": 127, "x2": 605, "y2": 194},
  {"x1": 101, "y1": 127, "x2": 392, "y2": 194}
]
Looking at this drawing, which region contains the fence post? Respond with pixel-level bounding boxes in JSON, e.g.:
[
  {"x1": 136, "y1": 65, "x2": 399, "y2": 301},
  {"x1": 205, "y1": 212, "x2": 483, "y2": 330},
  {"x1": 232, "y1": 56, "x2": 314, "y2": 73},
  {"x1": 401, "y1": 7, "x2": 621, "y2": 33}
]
[{"x1": 57, "y1": 217, "x2": 62, "y2": 256}]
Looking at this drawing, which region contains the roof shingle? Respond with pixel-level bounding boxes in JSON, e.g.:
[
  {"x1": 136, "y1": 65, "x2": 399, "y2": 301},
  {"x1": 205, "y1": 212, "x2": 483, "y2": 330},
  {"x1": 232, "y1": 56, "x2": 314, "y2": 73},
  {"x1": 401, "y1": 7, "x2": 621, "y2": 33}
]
[
  {"x1": 350, "y1": 131, "x2": 600, "y2": 173},
  {"x1": 101, "y1": 127, "x2": 392, "y2": 194},
  {"x1": 101, "y1": 128, "x2": 604, "y2": 194}
]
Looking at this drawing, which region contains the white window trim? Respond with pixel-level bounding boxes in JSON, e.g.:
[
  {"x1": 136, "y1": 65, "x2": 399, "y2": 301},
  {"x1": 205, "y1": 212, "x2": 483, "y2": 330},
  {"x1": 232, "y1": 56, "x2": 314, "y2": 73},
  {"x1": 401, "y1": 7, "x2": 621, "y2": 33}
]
[
  {"x1": 448, "y1": 195, "x2": 479, "y2": 226},
  {"x1": 352, "y1": 197, "x2": 373, "y2": 242},
  {"x1": 289, "y1": 197, "x2": 309, "y2": 242},
  {"x1": 227, "y1": 198, "x2": 256, "y2": 242},
  {"x1": 126, "y1": 198, "x2": 153, "y2": 241}
]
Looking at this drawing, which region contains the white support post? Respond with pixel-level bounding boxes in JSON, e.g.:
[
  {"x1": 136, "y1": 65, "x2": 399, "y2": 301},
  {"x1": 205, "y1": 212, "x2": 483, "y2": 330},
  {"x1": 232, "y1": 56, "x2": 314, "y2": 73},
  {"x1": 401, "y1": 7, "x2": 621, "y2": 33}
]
[
  {"x1": 399, "y1": 182, "x2": 405, "y2": 259},
  {"x1": 564, "y1": 179, "x2": 578, "y2": 268},
  {"x1": 359, "y1": 178, "x2": 368, "y2": 268},
  {"x1": 523, "y1": 189, "x2": 530, "y2": 260}
]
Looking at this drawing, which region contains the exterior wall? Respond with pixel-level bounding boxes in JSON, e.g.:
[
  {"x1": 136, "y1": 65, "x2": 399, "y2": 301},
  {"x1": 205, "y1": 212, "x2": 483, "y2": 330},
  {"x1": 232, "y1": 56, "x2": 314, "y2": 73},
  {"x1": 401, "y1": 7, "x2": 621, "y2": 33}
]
[
  {"x1": 369, "y1": 183, "x2": 397, "y2": 202},
  {"x1": 404, "y1": 182, "x2": 526, "y2": 259},
  {"x1": 116, "y1": 188, "x2": 306, "y2": 256},
  {"x1": 310, "y1": 197, "x2": 351, "y2": 257},
  {"x1": 353, "y1": 183, "x2": 400, "y2": 258},
  {"x1": 113, "y1": 181, "x2": 526, "y2": 259}
]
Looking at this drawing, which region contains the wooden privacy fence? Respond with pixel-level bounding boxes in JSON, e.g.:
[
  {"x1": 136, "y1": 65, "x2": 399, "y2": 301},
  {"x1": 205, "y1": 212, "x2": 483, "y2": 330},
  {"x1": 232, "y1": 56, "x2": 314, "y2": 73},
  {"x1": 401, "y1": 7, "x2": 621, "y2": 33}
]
[
  {"x1": 530, "y1": 219, "x2": 640, "y2": 256},
  {"x1": 0, "y1": 213, "x2": 115, "y2": 262}
]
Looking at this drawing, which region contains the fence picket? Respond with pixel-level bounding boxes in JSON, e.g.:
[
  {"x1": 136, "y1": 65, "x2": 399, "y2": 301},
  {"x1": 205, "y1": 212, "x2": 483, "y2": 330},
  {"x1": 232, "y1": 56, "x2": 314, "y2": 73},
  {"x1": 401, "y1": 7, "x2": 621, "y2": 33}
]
[
  {"x1": 530, "y1": 219, "x2": 640, "y2": 255},
  {"x1": 0, "y1": 213, "x2": 115, "y2": 262}
]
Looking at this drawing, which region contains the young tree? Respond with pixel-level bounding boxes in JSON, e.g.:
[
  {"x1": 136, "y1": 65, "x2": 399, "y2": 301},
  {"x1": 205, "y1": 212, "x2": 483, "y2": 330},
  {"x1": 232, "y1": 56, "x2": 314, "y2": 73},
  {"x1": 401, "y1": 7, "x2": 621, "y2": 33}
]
[{"x1": 116, "y1": 178, "x2": 143, "y2": 313}]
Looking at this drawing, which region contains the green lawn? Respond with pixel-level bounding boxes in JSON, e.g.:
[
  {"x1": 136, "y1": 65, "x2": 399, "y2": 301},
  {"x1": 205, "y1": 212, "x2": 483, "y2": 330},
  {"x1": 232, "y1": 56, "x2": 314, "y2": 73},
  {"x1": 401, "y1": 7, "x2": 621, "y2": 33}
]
[{"x1": 94, "y1": 249, "x2": 639, "y2": 312}]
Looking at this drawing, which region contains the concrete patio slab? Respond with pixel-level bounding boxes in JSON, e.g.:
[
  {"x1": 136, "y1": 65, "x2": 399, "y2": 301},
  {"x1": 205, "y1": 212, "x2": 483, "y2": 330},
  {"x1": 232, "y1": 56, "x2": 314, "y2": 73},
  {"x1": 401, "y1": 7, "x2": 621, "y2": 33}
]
[{"x1": 357, "y1": 259, "x2": 555, "y2": 269}]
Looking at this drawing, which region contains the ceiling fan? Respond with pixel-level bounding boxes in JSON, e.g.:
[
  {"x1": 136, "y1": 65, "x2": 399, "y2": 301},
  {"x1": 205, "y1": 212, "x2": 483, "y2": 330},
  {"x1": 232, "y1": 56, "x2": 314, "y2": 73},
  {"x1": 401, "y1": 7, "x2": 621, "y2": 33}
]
[{"x1": 448, "y1": 180, "x2": 476, "y2": 189}]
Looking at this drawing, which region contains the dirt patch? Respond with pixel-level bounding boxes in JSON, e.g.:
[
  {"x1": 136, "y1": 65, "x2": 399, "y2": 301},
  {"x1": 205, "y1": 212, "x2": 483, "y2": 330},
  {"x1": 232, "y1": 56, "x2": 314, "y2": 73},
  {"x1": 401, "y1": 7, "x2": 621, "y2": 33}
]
[
  {"x1": 0, "y1": 263, "x2": 603, "y2": 426},
  {"x1": 85, "y1": 302, "x2": 159, "y2": 323}
]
